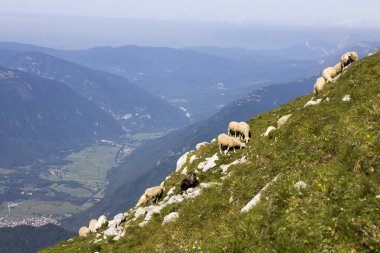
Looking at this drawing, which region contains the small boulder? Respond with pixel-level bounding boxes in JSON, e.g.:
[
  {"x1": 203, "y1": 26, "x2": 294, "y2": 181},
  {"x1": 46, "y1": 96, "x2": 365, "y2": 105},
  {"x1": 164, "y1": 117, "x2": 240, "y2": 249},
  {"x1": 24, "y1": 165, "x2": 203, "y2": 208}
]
[
  {"x1": 294, "y1": 181, "x2": 307, "y2": 190},
  {"x1": 162, "y1": 212, "x2": 179, "y2": 225}
]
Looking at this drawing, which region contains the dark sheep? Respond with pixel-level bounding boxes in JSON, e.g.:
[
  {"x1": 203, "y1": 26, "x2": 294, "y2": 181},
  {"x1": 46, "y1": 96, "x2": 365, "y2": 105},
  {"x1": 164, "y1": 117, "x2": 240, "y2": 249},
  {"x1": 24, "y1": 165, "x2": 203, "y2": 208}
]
[{"x1": 181, "y1": 172, "x2": 199, "y2": 193}]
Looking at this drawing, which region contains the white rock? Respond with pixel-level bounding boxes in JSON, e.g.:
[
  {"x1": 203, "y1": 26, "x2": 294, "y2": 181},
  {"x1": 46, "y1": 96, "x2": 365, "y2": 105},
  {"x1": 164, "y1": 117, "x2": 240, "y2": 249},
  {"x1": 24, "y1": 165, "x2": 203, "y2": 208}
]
[
  {"x1": 202, "y1": 153, "x2": 219, "y2": 172},
  {"x1": 167, "y1": 187, "x2": 176, "y2": 196},
  {"x1": 181, "y1": 167, "x2": 188, "y2": 175},
  {"x1": 294, "y1": 181, "x2": 307, "y2": 190},
  {"x1": 196, "y1": 142, "x2": 208, "y2": 150},
  {"x1": 185, "y1": 188, "x2": 202, "y2": 198},
  {"x1": 135, "y1": 207, "x2": 147, "y2": 219},
  {"x1": 260, "y1": 126, "x2": 276, "y2": 137},
  {"x1": 210, "y1": 138, "x2": 216, "y2": 143},
  {"x1": 113, "y1": 213, "x2": 125, "y2": 226},
  {"x1": 325, "y1": 97, "x2": 330, "y2": 102},
  {"x1": 200, "y1": 182, "x2": 222, "y2": 188},
  {"x1": 342, "y1": 94, "x2": 351, "y2": 102},
  {"x1": 304, "y1": 98, "x2": 322, "y2": 108},
  {"x1": 162, "y1": 212, "x2": 179, "y2": 224},
  {"x1": 229, "y1": 195, "x2": 234, "y2": 203},
  {"x1": 220, "y1": 156, "x2": 248, "y2": 174},
  {"x1": 176, "y1": 152, "x2": 189, "y2": 172},
  {"x1": 108, "y1": 220, "x2": 117, "y2": 228},
  {"x1": 103, "y1": 227, "x2": 119, "y2": 236},
  {"x1": 167, "y1": 195, "x2": 184, "y2": 205},
  {"x1": 189, "y1": 155, "x2": 198, "y2": 163},
  {"x1": 241, "y1": 174, "x2": 280, "y2": 213}
]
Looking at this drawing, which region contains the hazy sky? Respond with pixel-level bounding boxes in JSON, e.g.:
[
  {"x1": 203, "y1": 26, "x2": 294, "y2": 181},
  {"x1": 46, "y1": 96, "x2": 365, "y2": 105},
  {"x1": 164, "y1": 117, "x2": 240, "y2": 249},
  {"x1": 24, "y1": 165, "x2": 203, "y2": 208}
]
[
  {"x1": 0, "y1": 0, "x2": 379, "y2": 49},
  {"x1": 2, "y1": 0, "x2": 380, "y2": 26}
]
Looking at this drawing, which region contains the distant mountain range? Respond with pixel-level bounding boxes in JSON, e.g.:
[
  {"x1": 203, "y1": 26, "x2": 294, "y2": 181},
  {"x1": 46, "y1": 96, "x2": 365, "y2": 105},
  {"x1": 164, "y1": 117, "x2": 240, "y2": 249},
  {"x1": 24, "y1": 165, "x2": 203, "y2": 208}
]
[
  {"x1": 0, "y1": 66, "x2": 122, "y2": 166},
  {"x1": 0, "y1": 48, "x2": 189, "y2": 132},
  {"x1": 0, "y1": 42, "x2": 321, "y2": 121}
]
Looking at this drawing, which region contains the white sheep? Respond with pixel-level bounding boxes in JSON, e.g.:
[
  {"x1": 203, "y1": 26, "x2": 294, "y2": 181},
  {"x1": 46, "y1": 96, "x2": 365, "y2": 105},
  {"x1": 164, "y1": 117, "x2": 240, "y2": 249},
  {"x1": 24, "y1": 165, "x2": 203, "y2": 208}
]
[
  {"x1": 227, "y1": 121, "x2": 239, "y2": 137},
  {"x1": 88, "y1": 219, "x2": 97, "y2": 233},
  {"x1": 217, "y1": 134, "x2": 246, "y2": 155},
  {"x1": 79, "y1": 226, "x2": 90, "y2": 237},
  {"x1": 228, "y1": 121, "x2": 251, "y2": 143},
  {"x1": 313, "y1": 77, "x2": 326, "y2": 95},
  {"x1": 340, "y1": 51, "x2": 359, "y2": 68},
  {"x1": 277, "y1": 114, "x2": 292, "y2": 129},
  {"x1": 135, "y1": 186, "x2": 164, "y2": 207},
  {"x1": 304, "y1": 98, "x2": 322, "y2": 108},
  {"x1": 322, "y1": 67, "x2": 336, "y2": 82},
  {"x1": 95, "y1": 215, "x2": 108, "y2": 230},
  {"x1": 260, "y1": 126, "x2": 276, "y2": 137},
  {"x1": 333, "y1": 62, "x2": 343, "y2": 76}
]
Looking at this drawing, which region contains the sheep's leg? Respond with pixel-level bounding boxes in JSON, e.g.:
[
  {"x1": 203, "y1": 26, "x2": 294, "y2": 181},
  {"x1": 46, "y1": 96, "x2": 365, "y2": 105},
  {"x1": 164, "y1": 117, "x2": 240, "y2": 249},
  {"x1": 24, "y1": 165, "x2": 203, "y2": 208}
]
[
  {"x1": 233, "y1": 147, "x2": 236, "y2": 153},
  {"x1": 219, "y1": 144, "x2": 223, "y2": 155}
]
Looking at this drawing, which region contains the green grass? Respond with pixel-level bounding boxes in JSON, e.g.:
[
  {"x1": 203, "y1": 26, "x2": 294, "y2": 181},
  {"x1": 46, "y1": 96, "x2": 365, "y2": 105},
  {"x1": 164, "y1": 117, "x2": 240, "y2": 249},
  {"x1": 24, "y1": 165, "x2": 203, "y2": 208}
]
[{"x1": 41, "y1": 52, "x2": 380, "y2": 253}]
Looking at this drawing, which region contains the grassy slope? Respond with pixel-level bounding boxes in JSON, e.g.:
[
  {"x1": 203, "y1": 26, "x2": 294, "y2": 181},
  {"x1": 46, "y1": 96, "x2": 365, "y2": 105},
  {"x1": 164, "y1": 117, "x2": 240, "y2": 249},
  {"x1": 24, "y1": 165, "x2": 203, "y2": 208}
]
[{"x1": 41, "y1": 52, "x2": 380, "y2": 252}]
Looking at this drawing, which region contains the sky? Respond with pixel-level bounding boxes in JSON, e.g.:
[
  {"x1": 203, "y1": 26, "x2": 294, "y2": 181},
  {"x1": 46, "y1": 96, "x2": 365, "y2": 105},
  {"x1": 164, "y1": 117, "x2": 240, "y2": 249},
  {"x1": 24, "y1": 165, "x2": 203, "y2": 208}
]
[
  {"x1": 0, "y1": 0, "x2": 379, "y2": 49},
  {"x1": 1, "y1": 0, "x2": 380, "y2": 26}
]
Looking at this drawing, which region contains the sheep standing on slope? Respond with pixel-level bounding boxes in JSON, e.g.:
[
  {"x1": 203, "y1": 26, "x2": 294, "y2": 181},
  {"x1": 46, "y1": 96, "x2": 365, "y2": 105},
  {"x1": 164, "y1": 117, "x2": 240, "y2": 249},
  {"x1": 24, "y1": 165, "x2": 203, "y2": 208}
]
[
  {"x1": 217, "y1": 133, "x2": 246, "y2": 155},
  {"x1": 322, "y1": 67, "x2": 336, "y2": 82},
  {"x1": 227, "y1": 121, "x2": 239, "y2": 137},
  {"x1": 341, "y1": 51, "x2": 359, "y2": 68},
  {"x1": 181, "y1": 172, "x2": 199, "y2": 193},
  {"x1": 313, "y1": 77, "x2": 326, "y2": 95},
  {"x1": 135, "y1": 186, "x2": 164, "y2": 207},
  {"x1": 228, "y1": 121, "x2": 251, "y2": 143}
]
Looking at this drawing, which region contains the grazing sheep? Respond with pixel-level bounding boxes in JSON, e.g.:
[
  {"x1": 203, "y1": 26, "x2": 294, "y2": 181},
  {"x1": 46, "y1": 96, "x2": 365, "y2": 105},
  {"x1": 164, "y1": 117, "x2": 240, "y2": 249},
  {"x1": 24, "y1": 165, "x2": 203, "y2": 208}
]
[
  {"x1": 333, "y1": 62, "x2": 343, "y2": 76},
  {"x1": 88, "y1": 219, "x2": 97, "y2": 233},
  {"x1": 135, "y1": 186, "x2": 164, "y2": 207},
  {"x1": 227, "y1": 121, "x2": 240, "y2": 137},
  {"x1": 95, "y1": 215, "x2": 108, "y2": 230},
  {"x1": 181, "y1": 172, "x2": 199, "y2": 193},
  {"x1": 79, "y1": 226, "x2": 90, "y2": 237},
  {"x1": 313, "y1": 77, "x2": 326, "y2": 95},
  {"x1": 261, "y1": 126, "x2": 276, "y2": 137},
  {"x1": 227, "y1": 121, "x2": 251, "y2": 143},
  {"x1": 322, "y1": 67, "x2": 336, "y2": 82},
  {"x1": 238, "y1": 122, "x2": 251, "y2": 143},
  {"x1": 217, "y1": 133, "x2": 246, "y2": 155},
  {"x1": 340, "y1": 51, "x2": 359, "y2": 68},
  {"x1": 277, "y1": 114, "x2": 292, "y2": 129}
]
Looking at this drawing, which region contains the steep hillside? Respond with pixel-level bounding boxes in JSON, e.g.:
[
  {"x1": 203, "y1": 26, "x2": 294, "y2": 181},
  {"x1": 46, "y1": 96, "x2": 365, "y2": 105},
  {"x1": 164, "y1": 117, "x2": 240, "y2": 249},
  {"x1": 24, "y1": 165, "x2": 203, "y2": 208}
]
[
  {"x1": 42, "y1": 52, "x2": 380, "y2": 252},
  {"x1": 0, "y1": 49, "x2": 189, "y2": 131},
  {"x1": 62, "y1": 77, "x2": 315, "y2": 230},
  {"x1": 0, "y1": 66, "x2": 122, "y2": 166}
]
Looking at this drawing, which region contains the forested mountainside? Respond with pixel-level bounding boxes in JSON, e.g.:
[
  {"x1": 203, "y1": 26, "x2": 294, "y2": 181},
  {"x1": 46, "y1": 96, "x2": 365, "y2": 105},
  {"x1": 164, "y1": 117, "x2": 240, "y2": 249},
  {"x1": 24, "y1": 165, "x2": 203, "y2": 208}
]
[
  {"x1": 0, "y1": 49, "x2": 189, "y2": 132},
  {"x1": 0, "y1": 66, "x2": 122, "y2": 166},
  {"x1": 43, "y1": 51, "x2": 380, "y2": 252}
]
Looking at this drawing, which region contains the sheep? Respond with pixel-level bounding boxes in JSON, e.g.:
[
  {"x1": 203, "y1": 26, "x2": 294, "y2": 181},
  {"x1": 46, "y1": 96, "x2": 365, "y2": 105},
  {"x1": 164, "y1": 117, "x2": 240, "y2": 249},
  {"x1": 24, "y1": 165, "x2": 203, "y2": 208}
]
[
  {"x1": 238, "y1": 122, "x2": 251, "y2": 143},
  {"x1": 260, "y1": 126, "x2": 276, "y2": 137},
  {"x1": 277, "y1": 114, "x2": 292, "y2": 129},
  {"x1": 313, "y1": 77, "x2": 326, "y2": 95},
  {"x1": 88, "y1": 219, "x2": 97, "y2": 233},
  {"x1": 181, "y1": 172, "x2": 199, "y2": 193},
  {"x1": 340, "y1": 51, "x2": 359, "y2": 68},
  {"x1": 322, "y1": 67, "x2": 336, "y2": 82},
  {"x1": 227, "y1": 121, "x2": 239, "y2": 137},
  {"x1": 79, "y1": 226, "x2": 90, "y2": 237},
  {"x1": 333, "y1": 62, "x2": 343, "y2": 76},
  {"x1": 227, "y1": 121, "x2": 251, "y2": 143},
  {"x1": 95, "y1": 215, "x2": 108, "y2": 230},
  {"x1": 217, "y1": 133, "x2": 246, "y2": 155},
  {"x1": 135, "y1": 186, "x2": 164, "y2": 207}
]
